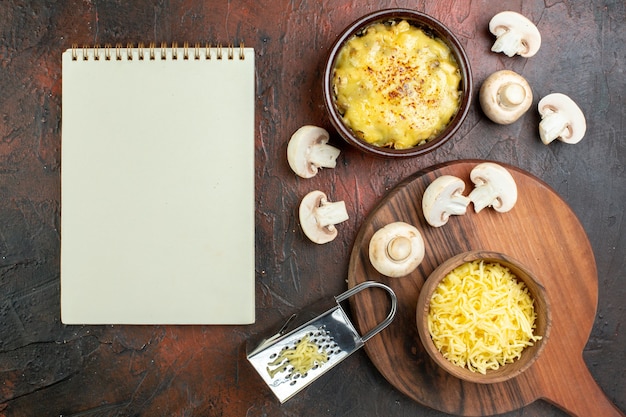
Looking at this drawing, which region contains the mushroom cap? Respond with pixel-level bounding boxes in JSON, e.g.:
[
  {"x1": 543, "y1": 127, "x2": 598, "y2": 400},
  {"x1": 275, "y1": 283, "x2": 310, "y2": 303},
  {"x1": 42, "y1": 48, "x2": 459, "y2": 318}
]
[
  {"x1": 368, "y1": 222, "x2": 425, "y2": 278},
  {"x1": 422, "y1": 175, "x2": 471, "y2": 227},
  {"x1": 287, "y1": 125, "x2": 339, "y2": 178},
  {"x1": 489, "y1": 11, "x2": 541, "y2": 57},
  {"x1": 538, "y1": 93, "x2": 587, "y2": 144},
  {"x1": 468, "y1": 162, "x2": 518, "y2": 213},
  {"x1": 299, "y1": 190, "x2": 348, "y2": 244},
  {"x1": 479, "y1": 70, "x2": 533, "y2": 125}
]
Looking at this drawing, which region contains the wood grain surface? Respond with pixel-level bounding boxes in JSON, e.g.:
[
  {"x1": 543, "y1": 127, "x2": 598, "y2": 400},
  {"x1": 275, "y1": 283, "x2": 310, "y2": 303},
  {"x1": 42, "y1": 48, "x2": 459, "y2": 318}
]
[{"x1": 347, "y1": 160, "x2": 624, "y2": 416}]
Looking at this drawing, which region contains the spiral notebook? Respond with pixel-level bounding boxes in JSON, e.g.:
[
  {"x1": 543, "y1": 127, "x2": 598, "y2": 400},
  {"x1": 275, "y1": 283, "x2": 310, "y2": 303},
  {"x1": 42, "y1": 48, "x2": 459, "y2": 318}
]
[{"x1": 61, "y1": 43, "x2": 255, "y2": 325}]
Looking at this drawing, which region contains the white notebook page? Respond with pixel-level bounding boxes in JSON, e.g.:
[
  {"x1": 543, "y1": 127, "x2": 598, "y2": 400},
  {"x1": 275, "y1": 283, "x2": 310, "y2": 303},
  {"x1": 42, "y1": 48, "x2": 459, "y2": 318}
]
[{"x1": 61, "y1": 45, "x2": 255, "y2": 324}]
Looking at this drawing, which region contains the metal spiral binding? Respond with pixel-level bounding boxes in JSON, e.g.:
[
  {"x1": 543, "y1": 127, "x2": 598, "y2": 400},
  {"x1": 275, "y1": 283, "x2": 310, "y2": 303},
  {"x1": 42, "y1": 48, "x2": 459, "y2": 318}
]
[{"x1": 70, "y1": 42, "x2": 246, "y2": 61}]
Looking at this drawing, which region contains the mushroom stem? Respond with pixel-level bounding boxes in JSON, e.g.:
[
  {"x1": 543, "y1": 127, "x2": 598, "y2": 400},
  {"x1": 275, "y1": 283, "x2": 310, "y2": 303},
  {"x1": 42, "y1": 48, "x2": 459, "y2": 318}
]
[
  {"x1": 446, "y1": 195, "x2": 472, "y2": 216},
  {"x1": 539, "y1": 111, "x2": 571, "y2": 145},
  {"x1": 499, "y1": 83, "x2": 527, "y2": 107},
  {"x1": 309, "y1": 143, "x2": 341, "y2": 169},
  {"x1": 299, "y1": 190, "x2": 349, "y2": 244},
  {"x1": 387, "y1": 236, "x2": 411, "y2": 262},
  {"x1": 429, "y1": 194, "x2": 472, "y2": 225},
  {"x1": 315, "y1": 199, "x2": 349, "y2": 228},
  {"x1": 470, "y1": 188, "x2": 499, "y2": 213},
  {"x1": 491, "y1": 30, "x2": 524, "y2": 57}
]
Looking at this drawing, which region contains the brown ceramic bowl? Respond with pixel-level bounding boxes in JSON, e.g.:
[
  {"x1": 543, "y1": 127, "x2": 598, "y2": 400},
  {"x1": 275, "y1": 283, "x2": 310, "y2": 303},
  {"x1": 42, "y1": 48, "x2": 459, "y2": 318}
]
[
  {"x1": 416, "y1": 251, "x2": 551, "y2": 384},
  {"x1": 323, "y1": 9, "x2": 473, "y2": 158}
]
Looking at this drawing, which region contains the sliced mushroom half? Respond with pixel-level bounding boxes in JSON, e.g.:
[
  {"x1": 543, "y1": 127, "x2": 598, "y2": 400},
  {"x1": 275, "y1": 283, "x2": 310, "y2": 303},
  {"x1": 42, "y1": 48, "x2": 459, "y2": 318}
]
[
  {"x1": 489, "y1": 11, "x2": 541, "y2": 58},
  {"x1": 422, "y1": 175, "x2": 471, "y2": 227},
  {"x1": 468, "y1": 162, "x2": 518, "y2": 213},
  {"x1": 538, "y1": 93, "x2": 587, "y2": 145},
  {"x1": 299, "y1": 190, "x2": 349, "y2": 244},
  {"x1": 287, "y1": 125, "x2": 341, "y2": 178}
]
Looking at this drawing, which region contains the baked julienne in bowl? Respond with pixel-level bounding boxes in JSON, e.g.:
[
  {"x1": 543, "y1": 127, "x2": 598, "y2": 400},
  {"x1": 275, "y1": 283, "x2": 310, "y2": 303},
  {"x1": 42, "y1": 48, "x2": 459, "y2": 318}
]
[{"x1": 323, "y1": 9, "x2": 473, "y2": 158}]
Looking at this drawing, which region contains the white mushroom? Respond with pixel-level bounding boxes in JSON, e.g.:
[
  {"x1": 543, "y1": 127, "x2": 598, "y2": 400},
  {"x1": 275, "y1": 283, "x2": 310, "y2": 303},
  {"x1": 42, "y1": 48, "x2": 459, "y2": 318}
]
[
  {"x1": 537, "y1": 93, "x2": 587, "y2": 145},
  {"x1": 489, "y1": 11, "x2": 541, "y2": 58},
  {"x1": 479, "y1": 70, "x2": 533, "y2": 125},
  {"x1": 299, "y1": 190, "x2": 349, "y2": 244},
  {"x1": 368, "y1": 222, "x2": 425, "y2": 278},
  {"x1": 468, "y1": 162, "x2": 518, "y2": 213},
  {"x1": 287, "y1": 125, "x2": 341, "y2": 178},
  {"x1": 422, "y1": 175, "x2": 471, "y2": 227}
]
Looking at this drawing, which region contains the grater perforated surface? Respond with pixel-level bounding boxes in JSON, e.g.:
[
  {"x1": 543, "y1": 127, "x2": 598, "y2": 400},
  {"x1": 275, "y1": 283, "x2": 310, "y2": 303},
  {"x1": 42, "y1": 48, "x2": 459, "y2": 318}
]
[
  {"x1": 247, "y1": 281, "x2": 397, "y2": 403},
  {"x1": 247, "y1": 306, "x2": 362, "y2": 403}
]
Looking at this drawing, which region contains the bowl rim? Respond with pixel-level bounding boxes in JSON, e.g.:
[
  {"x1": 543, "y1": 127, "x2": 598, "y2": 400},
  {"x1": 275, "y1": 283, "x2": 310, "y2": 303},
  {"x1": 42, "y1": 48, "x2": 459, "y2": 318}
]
[
  {"x1": 416, "y1": 250, "x2": 552, "y2": 384},
  {"x1": 323, "y1": 8, "x2": 474, "y2": 158}
]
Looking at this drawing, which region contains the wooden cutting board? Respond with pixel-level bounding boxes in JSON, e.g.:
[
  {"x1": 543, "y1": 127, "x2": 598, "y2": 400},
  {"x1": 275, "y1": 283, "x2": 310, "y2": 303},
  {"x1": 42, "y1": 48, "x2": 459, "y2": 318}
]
[{"x1": 347, "y1": 160, "x2": 625, "y2": 417}]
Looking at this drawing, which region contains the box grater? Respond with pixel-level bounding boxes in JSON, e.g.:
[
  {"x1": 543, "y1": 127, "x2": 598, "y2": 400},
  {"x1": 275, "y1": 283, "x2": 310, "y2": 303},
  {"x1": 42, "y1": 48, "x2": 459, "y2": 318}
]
[{"x1": 247, "y1": 281, "x2": 397, "y2": 403}]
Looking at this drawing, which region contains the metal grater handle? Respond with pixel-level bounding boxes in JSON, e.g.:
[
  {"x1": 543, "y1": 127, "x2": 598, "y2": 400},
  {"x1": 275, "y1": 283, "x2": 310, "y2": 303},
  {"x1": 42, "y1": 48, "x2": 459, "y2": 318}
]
[{"x1": 335, "y1": 281, "x2": 397, "y2": 343}]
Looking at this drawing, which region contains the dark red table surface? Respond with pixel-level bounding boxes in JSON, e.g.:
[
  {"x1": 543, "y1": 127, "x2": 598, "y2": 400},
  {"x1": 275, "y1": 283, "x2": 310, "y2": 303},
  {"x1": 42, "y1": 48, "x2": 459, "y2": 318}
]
[{"x1": 0, "y1": 1, "x2": 624, "y2": 416}]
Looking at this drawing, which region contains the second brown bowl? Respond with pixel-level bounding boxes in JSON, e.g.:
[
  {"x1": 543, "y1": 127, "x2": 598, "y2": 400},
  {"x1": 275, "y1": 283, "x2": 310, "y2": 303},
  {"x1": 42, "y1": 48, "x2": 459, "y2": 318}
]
[{"x1": 416, "y1": 251, "x2": 551, "y2": 384}]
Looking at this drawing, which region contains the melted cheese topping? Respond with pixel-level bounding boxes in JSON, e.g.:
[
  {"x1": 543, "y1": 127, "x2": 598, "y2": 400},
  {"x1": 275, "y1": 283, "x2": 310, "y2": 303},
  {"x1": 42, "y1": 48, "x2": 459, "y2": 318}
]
[
  {"x1": 333, "y1": 20, "x2": 462, "y2": 149},
  {"x1": 266, "y1": 335, "x2": 329, "y2": 379},
  {"x1": 428, "y1": 260, "x2": 542, "y2": 374}
]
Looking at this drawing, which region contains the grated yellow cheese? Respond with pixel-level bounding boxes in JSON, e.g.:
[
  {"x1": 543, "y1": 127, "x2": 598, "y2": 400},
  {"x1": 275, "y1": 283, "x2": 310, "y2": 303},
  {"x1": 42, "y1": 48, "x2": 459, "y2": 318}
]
[
  {"x1": 266, "y1": 335, "x2": 329, "y2": 379},
  {"x1": 427, "y1": 260, "x2": 542, "y2": 374}
]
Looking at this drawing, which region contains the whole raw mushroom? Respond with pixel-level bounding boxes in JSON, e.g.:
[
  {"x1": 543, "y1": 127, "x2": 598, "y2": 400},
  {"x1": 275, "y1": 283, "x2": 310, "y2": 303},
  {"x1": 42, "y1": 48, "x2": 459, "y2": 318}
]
[
  {"x1": 369, "y1": 222, "x2": 425, "y2": 278},
  {"x1": 537, "y1": 93, "x2": 587, "y2": 145},
  {"x1": 287, "y1": 125, "x2": 341, "y2": 178},
  {"x1": 489, "y1": 11, "x2": 541, "y2": 58},
  {"x1": 468, "y1": 162, "x2": 518, "y2": 213},
  {"x1": 479, "y1": 70, "x2": 533, "y2": 125},
  {"x1": 299, "y1": 190, "x2": 349, "y2": 244},
  {"x1": 422, "y1": 175, "x2": 471, "y2": 227}
]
